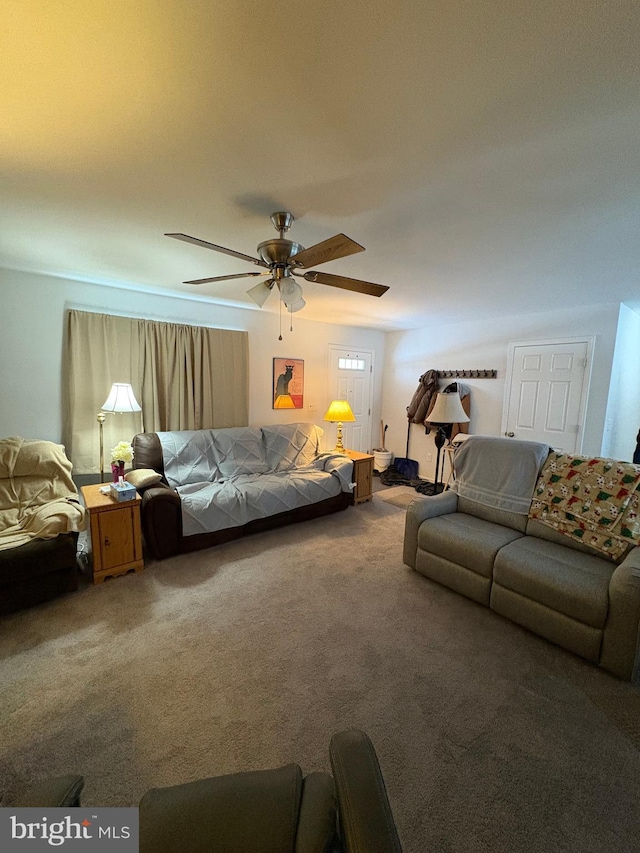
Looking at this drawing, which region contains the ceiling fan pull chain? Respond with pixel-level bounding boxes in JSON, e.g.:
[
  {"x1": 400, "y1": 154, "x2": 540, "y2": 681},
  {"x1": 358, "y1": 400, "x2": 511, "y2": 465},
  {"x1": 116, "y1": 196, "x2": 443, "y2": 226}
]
[{"x1": 278, "y1": 293, "x2": 283, "y2": 341}]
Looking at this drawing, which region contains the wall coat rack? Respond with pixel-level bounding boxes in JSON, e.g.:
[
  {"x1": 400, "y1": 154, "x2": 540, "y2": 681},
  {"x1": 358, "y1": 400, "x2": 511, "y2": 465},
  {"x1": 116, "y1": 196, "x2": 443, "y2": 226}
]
[{"x1": 436, "y1": 369, "x2": 497, "y2": 379}]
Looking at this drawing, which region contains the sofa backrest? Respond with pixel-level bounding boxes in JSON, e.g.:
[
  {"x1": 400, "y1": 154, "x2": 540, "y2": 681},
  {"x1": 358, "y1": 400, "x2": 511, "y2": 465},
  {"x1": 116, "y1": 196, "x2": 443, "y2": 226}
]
[
  {"x1": 457, "y1": 496, "x2": 528, "y2": 533},
  {"x1": 134, "y1": 423, "x2": 324, "y2": 486},
  {"x1": 154, "y1": 430, "x2": 221, "y2": 487},
  {"x1": 452, "y1": 436, "x2": 551, "y2": 532},
  {"x1": 261, "y1": 423, "x2": 323, "y2": 472},
  {"x1": 212, "y1": 428, "x2": 270, "y2": 477}
]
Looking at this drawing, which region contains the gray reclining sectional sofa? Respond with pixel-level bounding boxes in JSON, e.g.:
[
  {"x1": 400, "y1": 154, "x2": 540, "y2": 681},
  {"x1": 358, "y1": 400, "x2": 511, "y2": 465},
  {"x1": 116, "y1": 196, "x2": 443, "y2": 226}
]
[{"x1": 403, "y1": 436, "x2": 640, "y2": 680}]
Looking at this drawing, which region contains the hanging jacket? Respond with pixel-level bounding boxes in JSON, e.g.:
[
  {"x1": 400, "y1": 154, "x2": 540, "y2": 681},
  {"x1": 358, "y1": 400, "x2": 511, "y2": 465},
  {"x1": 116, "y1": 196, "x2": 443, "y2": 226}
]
[{"x1": 407, "y1": 369, "x2": 439, "y2": 424}]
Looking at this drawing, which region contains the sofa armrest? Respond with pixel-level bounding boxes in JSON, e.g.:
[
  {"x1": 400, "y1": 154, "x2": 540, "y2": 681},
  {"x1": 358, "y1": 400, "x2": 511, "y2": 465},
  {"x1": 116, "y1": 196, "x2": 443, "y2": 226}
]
[
  {"x1": 600, "y1": 546, "x2": 640, "y2": 680},
  {"x1": 141, "y1": 486, "x2": 182, "y2": 560},
  {"x1": 403, "y1": 491, "x2": 459, "y2": 569},
  {"x1": 329, "y1": 730, "x2": 402, "y2": 853}
]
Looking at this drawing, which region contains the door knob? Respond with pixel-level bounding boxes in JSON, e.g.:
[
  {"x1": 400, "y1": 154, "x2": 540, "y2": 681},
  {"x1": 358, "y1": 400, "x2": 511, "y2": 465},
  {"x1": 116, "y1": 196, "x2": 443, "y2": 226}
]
[{"x1": 505, "y1": 431, "x2": 515, "y2": 437}]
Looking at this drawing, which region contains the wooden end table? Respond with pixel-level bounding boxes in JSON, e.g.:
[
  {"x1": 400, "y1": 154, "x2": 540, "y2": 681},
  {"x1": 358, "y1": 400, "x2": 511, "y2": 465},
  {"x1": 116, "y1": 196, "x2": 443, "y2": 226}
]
[
  {"x1": 81, "y1": 484, "x2": 144, "y2": 584},
  {"x1": 345, "y1": 450, "x2": 374, "y2": 504}
]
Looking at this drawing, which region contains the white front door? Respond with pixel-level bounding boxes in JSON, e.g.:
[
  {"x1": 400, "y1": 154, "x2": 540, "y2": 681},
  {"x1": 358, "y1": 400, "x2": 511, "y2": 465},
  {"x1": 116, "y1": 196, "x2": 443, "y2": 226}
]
[
  {"x1": 327, "y1": 347, "x2": 373, "y2": 452},
  {"x1": 502, "y1": 339, "x2": 593, "y2": 452}
]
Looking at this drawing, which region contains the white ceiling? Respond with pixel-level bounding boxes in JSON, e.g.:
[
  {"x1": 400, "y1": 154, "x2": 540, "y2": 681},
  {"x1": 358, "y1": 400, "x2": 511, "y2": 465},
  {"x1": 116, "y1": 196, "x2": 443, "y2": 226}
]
[{"x1": 2, "y1": 1, "x2": 639, "y2": 330}]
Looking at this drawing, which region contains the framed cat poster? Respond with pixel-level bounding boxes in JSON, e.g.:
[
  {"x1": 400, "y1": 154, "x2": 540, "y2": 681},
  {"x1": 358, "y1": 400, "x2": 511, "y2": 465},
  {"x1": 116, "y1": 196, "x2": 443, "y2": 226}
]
[{"x1": 273, "y1": 358, "x2": 304, "y2": 409}]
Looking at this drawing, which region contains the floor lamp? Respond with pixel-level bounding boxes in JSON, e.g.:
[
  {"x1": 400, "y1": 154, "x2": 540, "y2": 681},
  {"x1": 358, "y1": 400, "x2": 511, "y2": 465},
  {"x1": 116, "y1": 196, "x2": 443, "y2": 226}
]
[
  {"x1": 425, "y1": 391, "x2": 470, "y2": 494},
  {"x1": 97, "y1": 383, "x2": 142, "y2": 482}
]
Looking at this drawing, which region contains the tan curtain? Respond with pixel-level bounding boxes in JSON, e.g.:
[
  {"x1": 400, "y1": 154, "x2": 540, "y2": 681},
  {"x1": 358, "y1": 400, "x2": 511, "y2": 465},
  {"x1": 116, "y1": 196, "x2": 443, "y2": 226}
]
[{"x1": 64, "y1": 309, "x2": 248, "y2": 474}]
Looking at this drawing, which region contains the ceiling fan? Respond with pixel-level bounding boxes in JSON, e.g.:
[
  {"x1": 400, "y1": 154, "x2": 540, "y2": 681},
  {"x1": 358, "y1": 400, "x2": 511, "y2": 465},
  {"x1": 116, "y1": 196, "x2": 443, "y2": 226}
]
[{"x1": 166, "y1": 212, "x2": 389, "y2": 315}]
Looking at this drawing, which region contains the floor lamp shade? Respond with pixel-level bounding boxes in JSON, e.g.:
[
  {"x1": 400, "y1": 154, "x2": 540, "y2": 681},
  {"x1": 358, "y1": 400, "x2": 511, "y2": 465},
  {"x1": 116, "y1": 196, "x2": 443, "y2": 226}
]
[
  {"x1": 427, "y1": 392, "x2": 470, "y2": 425},
  {"x1": 101, "y1": 383, "x2": 142, "y2": 414},
  {"x1": 97, "y1": 383, "x2": 142, "y2": 482},
  {"x1": 426, "y1": 391, "x2": 470, "y2": 495}
]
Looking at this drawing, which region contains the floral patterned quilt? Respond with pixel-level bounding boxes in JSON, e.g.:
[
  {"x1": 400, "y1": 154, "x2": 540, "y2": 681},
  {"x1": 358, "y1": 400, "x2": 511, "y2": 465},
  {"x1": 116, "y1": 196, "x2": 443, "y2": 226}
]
[{"x1": 529, "y1": 453, "x2": 640, "y2": 560}]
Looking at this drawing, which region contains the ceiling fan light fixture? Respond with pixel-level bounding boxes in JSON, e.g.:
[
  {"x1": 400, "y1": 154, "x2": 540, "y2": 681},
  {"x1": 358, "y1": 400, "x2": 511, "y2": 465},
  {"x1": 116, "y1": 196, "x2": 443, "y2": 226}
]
[
  {"x1": 285, "y1": 297, "x2": 306, "y2": 314},
  {"x1": 278, "y1": 276, "x2": 303, "y2": 304},
  {"x1": 246, "y1": 279, "x2": 273, "y2": 308}
]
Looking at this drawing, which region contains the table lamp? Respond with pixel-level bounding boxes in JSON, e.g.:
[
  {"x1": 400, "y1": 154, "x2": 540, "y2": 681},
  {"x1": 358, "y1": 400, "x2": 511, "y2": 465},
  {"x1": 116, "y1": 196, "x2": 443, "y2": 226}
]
[
  {"x1": 97, "y1": 383, "x2": 142, "y2": 481},
  {"x1": 323, "y1": 400, "x2": 356, "y2": 453}
]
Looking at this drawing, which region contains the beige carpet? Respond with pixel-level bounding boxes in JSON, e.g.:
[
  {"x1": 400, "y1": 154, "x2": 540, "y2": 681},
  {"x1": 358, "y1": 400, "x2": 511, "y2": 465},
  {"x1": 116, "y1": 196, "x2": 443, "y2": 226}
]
[{"x1": 2, "y1": 496, "x2": 640, "y2": 852}]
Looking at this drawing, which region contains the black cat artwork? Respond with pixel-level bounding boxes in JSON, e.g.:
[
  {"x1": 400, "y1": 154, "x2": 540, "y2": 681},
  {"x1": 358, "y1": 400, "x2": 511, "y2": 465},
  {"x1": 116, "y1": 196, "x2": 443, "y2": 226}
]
[
  {"x1": 276, "y1": 364, "x2": 294, "y2": 397},
  {"x1": 272, "y1": 358, "x2": 304, "y2": 409}
]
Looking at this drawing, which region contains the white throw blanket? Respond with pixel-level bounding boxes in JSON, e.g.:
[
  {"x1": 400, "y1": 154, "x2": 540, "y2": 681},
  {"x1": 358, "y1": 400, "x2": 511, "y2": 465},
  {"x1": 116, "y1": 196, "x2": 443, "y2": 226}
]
[{"x1": 451, "y1": 436, "x2": 551, "y2": 515}]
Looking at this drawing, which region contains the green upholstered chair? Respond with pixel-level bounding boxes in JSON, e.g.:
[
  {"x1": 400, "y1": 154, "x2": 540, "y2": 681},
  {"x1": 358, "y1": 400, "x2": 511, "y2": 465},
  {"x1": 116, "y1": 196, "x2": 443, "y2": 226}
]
[
  {"x1": 138, "y1": 730, "x2": 402, "y2": 853},
  {"x1": 9, "y1": 731, "x2": 402, "y2": 852}
]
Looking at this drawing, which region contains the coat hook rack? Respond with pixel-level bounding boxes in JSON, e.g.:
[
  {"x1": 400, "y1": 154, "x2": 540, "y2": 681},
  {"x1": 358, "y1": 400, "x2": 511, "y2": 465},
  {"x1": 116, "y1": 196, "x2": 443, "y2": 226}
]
[{"x1": 437, "y1": 369, "x2": 497, "y2": 379}]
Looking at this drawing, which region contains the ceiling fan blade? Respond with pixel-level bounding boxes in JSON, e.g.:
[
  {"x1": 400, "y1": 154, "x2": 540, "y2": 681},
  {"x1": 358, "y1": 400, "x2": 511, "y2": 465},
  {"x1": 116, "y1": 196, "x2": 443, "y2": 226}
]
[
  {"x1": 166, "y1": 233, "x2": 268, "y2": 267},
  {"x1": 301, "y1": 271, "x2": 389, "y2": 297},
  {"x1": 290, "y1": 234, "x2": 365, "y2": 269},
  {"x1": 184, "y1": 272, "x2": 269, "y2": 285}
]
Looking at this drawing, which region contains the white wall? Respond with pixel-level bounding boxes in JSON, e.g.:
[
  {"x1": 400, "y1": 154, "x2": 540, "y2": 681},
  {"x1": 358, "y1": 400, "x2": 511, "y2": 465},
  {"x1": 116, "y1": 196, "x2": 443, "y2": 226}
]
[
  {"x1": 0, "y1": 269, "x2": 385, "y2": 464},
  {"x1": 602, "y1": 303, "x2": 640, "y2": 461},
  {"x1": 382, "y1": 304, "x2": 620, "y2": 482}
]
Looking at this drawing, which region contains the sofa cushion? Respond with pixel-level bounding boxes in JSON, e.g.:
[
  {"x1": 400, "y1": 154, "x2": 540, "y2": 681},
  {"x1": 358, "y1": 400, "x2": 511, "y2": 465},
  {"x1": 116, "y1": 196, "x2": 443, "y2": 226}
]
[
  {"x1": 139, "y1": 764, "x2": 304, "y2": 853},
  {"x1": 212, "y1": 427, "x2": 269, "y2": 476},
  {"x1": 158, "y1": 430, "x2": 222, "y2": 487},
  {"x1": 125, "y1": 468, "x2": 163, "y2": 489},
  {"x1": 494, "y1": 536, "x2": 615, "y2": 628},
  {"x1": 262, "y1": 423, "x2": 323, "y2": 472},
  {"x1": 417, "y1": 512, "x2": 524, "y2": 578},
  {"x1": 457, "y1": 495, "x2": 527, "y2": 533},
  {"x1": 525, "y1": 518, "x2": 634, "y2": 563},
  {"x1": 177, "y1": 470, "x2": 342, "y2": 536}
]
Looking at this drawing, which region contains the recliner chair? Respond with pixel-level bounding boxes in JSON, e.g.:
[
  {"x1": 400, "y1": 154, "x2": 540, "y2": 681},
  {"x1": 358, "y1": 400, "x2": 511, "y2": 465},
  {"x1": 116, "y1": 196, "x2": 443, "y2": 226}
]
[
  {"x1": 11, "y1": 730, "x2": 402, "y2": 853},
  {"x1": 139, "y1": 730, "x2": 401, "y2": 853}
]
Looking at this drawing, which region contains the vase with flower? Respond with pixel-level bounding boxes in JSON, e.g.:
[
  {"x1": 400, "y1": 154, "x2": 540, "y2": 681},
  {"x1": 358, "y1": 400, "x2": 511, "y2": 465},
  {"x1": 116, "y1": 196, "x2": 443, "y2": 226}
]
[{"x1": 110, "y1": 440, "x2": 134, "y2": 483}]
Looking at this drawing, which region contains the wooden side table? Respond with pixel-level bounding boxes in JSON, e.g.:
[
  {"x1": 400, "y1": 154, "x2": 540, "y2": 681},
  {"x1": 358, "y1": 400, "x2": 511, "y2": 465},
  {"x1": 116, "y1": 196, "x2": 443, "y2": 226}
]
[
  {"x1": 81, "y1": 484, "x2": 144, "y2": 584},
  {"x1": 345, "y1": 450, "x2": 374, "y2": 504}
]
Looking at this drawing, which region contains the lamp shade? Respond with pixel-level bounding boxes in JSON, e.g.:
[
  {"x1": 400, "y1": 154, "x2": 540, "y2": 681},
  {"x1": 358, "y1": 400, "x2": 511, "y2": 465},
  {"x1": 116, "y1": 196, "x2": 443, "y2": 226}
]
[
  {"x1": 279, "y1": 276, "x2": 303, "y2": 304},
  {"x1": 285, "y1": 297, "x2": 306, "y2": 314},
  {"x1": 247, "y1": 279, "x2": 273, "y2": 308},
  {"x1": 101, "y1": 383, "x2": 142, "y2": 413},
  {"x1": 274, "y1": 394, "x2": 296, "y2": 409},
  {"x1": 323, "y1": 400, "x2": 356, "y2": 423},
  {"x1": 427, "y1": 392, "x2": 469, "y2": 425}
]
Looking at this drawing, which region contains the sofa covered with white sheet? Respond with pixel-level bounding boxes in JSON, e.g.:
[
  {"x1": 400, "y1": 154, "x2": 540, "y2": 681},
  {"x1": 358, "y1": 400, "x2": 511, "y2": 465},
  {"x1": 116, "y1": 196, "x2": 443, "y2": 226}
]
[{"x1": 132, "y1": 423, "x2": 354, "y2": 560}]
